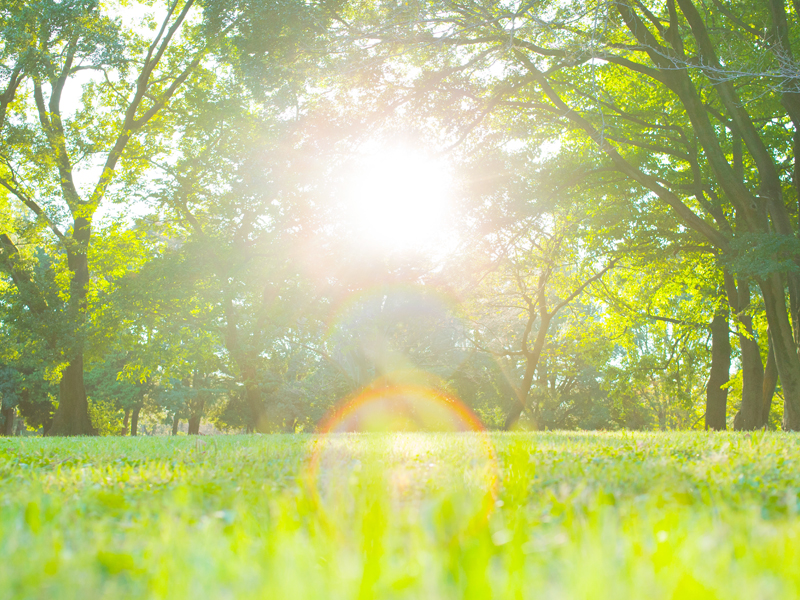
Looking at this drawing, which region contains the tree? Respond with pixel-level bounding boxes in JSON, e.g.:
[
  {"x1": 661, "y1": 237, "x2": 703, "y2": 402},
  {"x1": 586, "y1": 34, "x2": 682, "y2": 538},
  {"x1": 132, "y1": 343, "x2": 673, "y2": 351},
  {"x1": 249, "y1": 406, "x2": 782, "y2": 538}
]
[
  {"x1": 600, "y1": 254, "x2": 723, "y2": 430},
  {"x1": 0, "y1": 0, "x2": 336, "y2": 434},
  {"x1": 0, "y1": 0, "x2": 239, "y2": 434},
  {"x1": 339, "y1": 0, "x2": 800, "y2": 428},
  {"x1": 457, "y1": 201, "x2": 616, "y2": 429}
]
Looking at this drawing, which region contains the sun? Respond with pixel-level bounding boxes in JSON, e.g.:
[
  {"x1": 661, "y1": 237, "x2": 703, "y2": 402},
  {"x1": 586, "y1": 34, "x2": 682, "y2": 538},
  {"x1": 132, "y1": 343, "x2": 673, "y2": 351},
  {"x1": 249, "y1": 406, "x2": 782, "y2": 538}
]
[{"x1": 345, "y1": 144, "x2": 454, "y2": 252}]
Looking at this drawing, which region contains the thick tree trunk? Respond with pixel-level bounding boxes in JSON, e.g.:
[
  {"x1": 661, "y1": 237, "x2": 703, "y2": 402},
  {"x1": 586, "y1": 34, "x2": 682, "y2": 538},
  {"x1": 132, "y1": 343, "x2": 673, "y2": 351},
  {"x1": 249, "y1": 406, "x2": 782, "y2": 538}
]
[
  {"x1": 705, "y1": 309, "x2": 730, "y2": 430},
  {"x1": 241, "y1": 364, "x2": 267, "y2": 432},
  {"x1": 759, "y1": 275, "x2": 800, "y2": 429},
  {"x1": 122, "y1": 408, "x2": 131, "y2": 436},
  {"x1": 283, "y1": 417, "x2": 297, "y2": 433},
  {"x1": 187, "y1": 415, "x2": 201, "y2": 435},
  {"x1": 172, "y1": 413, "x2": 180, "y2": 435},
  {"x1": 761, "y1": 331, "x2": 778, "y2": 427},
  {"x1": 131, "y1": 404, "x2": 142, "y2": 436},
  {"x1": 46, "y1": 355, "x2": 96, "y2": 436},
  {"x1": 724, "y1": 275, "x2": 765, "y2": 430},
  {"x1": 1, "y1": 406, "x2": 15, "y2": 436},
  {"x1": 245, "y1": 383, "x2": 267, "y2": 431},
  {"x1": 222, "y1": 290, "x2": 270, "y2": 432},
  {"x1": 735, "y1": 334, "x2": 764, "y2": 430},
  {"x1": 47, "y1": 243, "x2": 95, "y2": 436},
  {"x1": 735, "y1": 328, "x2": 765, "y2": 431},
  {"x1": 187, "y1": 398, "x2": 205, "y2": 435}
]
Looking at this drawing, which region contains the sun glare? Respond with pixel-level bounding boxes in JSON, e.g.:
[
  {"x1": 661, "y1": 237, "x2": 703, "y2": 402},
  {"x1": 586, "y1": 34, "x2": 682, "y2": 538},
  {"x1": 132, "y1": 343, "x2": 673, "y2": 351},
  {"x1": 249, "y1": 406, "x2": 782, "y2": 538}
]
[{"x1": 346, "y1": 145, "x2": 454, "y2": 252}]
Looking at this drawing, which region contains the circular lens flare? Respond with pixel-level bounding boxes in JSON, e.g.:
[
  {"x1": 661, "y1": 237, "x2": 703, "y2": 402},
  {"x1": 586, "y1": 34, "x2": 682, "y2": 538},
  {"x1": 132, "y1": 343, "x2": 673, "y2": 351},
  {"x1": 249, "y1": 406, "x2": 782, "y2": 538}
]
[
  {"x1": 318, "y1": 384, "x2": 483, "y2": 433},
  {"x1": 305, "y1": 382, "x2": 499, "y2": 536}
]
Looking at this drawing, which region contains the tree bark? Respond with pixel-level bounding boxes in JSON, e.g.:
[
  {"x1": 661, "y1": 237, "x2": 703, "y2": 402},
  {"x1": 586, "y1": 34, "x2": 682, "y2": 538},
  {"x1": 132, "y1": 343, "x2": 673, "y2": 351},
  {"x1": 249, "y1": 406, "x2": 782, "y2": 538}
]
[
  {"x1": 723, "y1": 273, "x2": 766, "y2": 430},
  {"x1": 187, "y1": 397, "x2": 205, "y2": 435},
  {"x1": 46, "y1": 243, "x2": 95, "y2": 436},
  {"x1": 187, "y1": 414, "x2": 201, "y2": 435},
  {"x1": 705, "y1": 309, "x2": 730, "y2": 430},
  {"x1": 46, "y1": 354, "x2": 96, "y2": 436},
  {"x1": 761, "y1": 331, "x2": 779, "y2": 428},
  {"x1": 122, "y1": 408, "x2": 131, "y2": 436},
  {"x1": 172, "y1": 413, "x2": 180, "y2": 435},
  {"x1": 734, "y1": 280, "x2": 765, "y2": 430},
  {"x1": 759, "y1": 275, "x2": 800, "y2": 429},
  {"x1": 130, "y1": 403, "x2": 142, "y2": 436},
  {"x1": 503, "y1": 313, "x2": 551, "y2": 430},
  {"x1": 1, "y1": 406, "x2": 15, "y2": 436},
  {"x1": 241, "y1": 364, "x2": 268, "y2": 432}
]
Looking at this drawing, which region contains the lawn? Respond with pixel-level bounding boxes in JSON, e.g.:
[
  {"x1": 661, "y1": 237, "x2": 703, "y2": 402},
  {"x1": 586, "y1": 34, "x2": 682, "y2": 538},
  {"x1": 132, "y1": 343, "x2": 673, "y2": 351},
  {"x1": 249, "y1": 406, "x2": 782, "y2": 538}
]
[{"x1": 1, "y1": 432, "x2": 799, "y2": 599}]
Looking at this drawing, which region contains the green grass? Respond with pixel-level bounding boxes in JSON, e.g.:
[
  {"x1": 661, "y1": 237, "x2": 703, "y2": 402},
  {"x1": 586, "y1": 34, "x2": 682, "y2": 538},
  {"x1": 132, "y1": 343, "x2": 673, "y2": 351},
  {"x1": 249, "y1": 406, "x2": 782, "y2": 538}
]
[{"x1": 1, "y1": 431, "x2": 799, "y2": 599}]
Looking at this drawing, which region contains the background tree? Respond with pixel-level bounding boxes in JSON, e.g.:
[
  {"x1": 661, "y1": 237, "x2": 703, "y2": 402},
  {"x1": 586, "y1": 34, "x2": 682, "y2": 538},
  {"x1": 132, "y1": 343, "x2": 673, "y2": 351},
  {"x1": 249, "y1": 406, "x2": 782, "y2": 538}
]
[
  {"x1": 334, "y1": 0, "x2": 800, "y2": 428},
  {"x1": 460, "y1": 208, "x2": 616, "y2": 429},
  {"x1": 0, "y1": 0, "x2": 339, "y2": 435},
  {"x1": 0, "y1": 0, "x2": 232, "y2": 434}
]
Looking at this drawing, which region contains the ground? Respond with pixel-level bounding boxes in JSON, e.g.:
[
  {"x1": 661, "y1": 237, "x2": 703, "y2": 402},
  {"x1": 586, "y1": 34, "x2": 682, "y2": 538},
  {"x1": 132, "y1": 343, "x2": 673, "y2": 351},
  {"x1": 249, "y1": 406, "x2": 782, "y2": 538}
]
[{"x1": 1, "y1": 432, "x2": 798, "y2": 599}]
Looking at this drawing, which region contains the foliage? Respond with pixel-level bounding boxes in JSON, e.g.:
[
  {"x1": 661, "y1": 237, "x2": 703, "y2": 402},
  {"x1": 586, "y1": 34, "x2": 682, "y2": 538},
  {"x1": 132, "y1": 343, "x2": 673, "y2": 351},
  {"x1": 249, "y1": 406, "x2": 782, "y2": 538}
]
[
  {"x1": 87, "y1": 397, "x2": 124, "y2": 437},
  {"x1": 2, "y1": 0, "x2": 797, "y2": 435}
]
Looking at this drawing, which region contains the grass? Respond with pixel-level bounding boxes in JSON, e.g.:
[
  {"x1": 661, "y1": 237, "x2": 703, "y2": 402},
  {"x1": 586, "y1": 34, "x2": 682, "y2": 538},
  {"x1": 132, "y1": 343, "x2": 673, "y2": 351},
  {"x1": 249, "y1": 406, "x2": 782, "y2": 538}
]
[{"x1": 1, "y1": 431, "x2": 799, "y2": 599}]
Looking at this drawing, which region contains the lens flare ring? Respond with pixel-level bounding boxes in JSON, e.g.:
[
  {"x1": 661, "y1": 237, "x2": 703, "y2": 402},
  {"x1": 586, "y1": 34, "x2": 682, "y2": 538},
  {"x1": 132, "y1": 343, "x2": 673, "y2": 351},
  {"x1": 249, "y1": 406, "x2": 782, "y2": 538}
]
[{"x1": 304, "y1": 383, "x2": 500, "y2": 537}]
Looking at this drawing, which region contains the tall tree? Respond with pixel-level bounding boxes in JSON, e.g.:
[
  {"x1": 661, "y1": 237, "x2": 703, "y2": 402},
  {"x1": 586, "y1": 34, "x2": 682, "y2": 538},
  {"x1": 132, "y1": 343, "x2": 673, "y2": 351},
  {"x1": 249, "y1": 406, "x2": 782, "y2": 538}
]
[{"x1": 0, "y1": 0, "x2": 243, "y2": 434}]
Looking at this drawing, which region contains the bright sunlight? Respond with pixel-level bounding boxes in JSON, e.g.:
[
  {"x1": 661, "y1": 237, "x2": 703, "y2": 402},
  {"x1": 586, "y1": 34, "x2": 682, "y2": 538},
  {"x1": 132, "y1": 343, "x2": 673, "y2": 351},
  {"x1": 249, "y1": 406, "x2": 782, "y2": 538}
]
[{"x1": 345, "y1": 144, "x2": 454, "y2": 252}]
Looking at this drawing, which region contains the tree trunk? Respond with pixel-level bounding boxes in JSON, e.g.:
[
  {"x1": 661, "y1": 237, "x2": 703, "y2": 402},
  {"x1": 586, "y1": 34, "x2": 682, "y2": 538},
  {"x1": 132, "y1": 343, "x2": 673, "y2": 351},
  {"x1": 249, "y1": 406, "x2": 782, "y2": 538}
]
[
  {"x1": 122, "y1": 408, "x2": 131, "y2": 436},
  {"x1": 241, "y1": 364, "x2": 267, "y2": 432},
  {"x1": 759, "y1": 275, "x2": 800, "y2": 430},
  {"x1": 1, "y1": 406, "x2": 15, "y2": 436},
  {"x1": 246, "y1": 382, "x2": 267, "y2": 431},
  {"x1": 734, "y1": 280, "x2": 765, "y2": 430},
  {"x1": 705, "y1": 309, "x2": 730, "y2": 430},
  {"x1": 187, "y1": 414, "x2": 201, "y2": 435},
  {"x1": 187, "y1": 398, "x2": 205, "y2": 435},
  {"x1": 503, "y1": 314, "x2": 551, "y2": 430},
  {"x1": 46, "y1": 241, "x2": 95, "y2": 436},
  {"x1": 131, "y1": 404, "x2": 142, "y2": 436},
  {"x1": 733, "y1": 329, "x2": 763, "y2": 430},
  {"x1": 503, "y1": 358, "x2": 537, "y2": 430},
  {"x1": 723, "y1": 274, "x2": 765, "y2": 430},
  {"x1": 735, "y1": 332, "x2": 764, "y2": 431},
  {"x1": 172, "y1": 413, "x2": 180, "y2": 435},
  {"x1": 46, "y1": 355, "x2": 96, "y2": 436},
  {"x1": 761, "y1": 331, "x2": 778, "y2": 427}
]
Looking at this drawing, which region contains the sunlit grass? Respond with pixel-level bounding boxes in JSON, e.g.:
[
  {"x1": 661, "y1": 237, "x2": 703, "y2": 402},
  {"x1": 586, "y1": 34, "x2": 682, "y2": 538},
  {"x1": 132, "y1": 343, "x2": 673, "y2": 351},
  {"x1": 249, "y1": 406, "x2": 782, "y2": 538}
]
[{"x1": 1, "y1": 432, "x2": 799, "y2": 598}]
